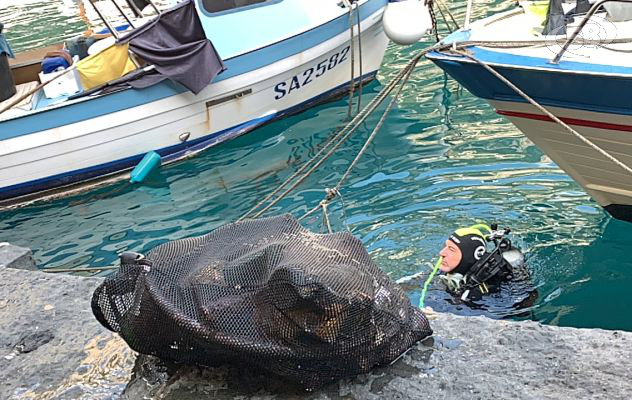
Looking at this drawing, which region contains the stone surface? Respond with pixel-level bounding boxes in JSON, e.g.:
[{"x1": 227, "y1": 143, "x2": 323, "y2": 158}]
[
  {"x1": 0, "y1": 242, "x2": 37, "y2": 270},
  {"x1": 0, "y1": 268, "x2": 135, "y2": 400},
  {"x1": 123, "y1": 315, "x2": 632, "y2": 400},
  {"x1": 1, "y1": 267, "x2": 631, "y2": 400}
]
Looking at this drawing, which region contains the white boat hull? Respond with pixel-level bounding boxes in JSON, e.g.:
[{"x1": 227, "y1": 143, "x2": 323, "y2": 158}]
[
  {"x1": 491, "y1": 100, "x2": 632, "y2": 215},
  {"x1": 0, "y1": 2, "x2": 389, "y2": 204}
]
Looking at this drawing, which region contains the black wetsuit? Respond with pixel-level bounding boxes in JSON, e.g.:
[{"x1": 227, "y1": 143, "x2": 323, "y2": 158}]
[
  {"x1": 443, "y1": 249, "x2": 516, "y2": 302},
  {"x1": 444, "y1": 273, "x2": 504, "y2": 301}
]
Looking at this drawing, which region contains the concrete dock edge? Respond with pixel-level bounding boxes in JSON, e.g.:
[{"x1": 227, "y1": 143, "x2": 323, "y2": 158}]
[{"x1": 1, "y1": 260, "x2": 631, "y2": 399}]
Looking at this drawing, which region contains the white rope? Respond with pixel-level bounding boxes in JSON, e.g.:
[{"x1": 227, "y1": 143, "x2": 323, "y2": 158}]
[
  {"x1": 356, "y1": 2, "x2": 364, "y2": 114},
  {"x1": 435, "y1": 0, "x2": 460, "y2": 30},
  {"x1": 433, "y1": 0, "x2": 455, "y2": 34},
  {"x1": 336, "y1": 62, "x2": 416, "y2": 192},
  {"x1": 299, "y1": 59, "x2": 418, "y2": 228},
  {"x1": 301, "y1": 187, "x2": 340, "y2": 221},
  {"x1": 345, "y1": 0, "x2": 356, "y2": 119},
  {"x1": 239, "y1": 44, "x2": 438, "y2": 222},
  {"x1": 244, "y1": 72, "x2": 402, "y2": 220},
  {"x1": 356, "y1": 3, "x2": 364, "y2": 112},
  {"x1": 242, "y1": 35, "x2": 623, "y2": 224},
  {"x1": 322, "y1": 201, "x2": 333, "y2": 234}
]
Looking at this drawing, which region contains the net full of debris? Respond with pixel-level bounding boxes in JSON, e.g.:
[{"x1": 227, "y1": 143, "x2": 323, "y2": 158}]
[{"x1": 91, "y1": 214, "x2": 432, "y2": 389}]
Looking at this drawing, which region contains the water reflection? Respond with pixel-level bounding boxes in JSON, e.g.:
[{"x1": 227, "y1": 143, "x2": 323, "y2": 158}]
[{"x1": 1, "y1": 0, "x2": 631, "y2": 330}]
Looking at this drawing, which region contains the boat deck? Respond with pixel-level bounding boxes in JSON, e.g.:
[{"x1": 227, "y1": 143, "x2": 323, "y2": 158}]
[{"x1": 0, "y1": 81, "x2": 38, "y2": 119}]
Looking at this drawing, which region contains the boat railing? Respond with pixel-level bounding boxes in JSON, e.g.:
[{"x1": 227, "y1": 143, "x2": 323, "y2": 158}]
[
  {"x1": 551, "y1": 0, "x2": 632, "y2": 63},
  {"x1": 87, "y1": 0, "x2": 162, "y2": 37},
  {"x1": 464, "y1": 0, "x2": 474, "y2": 29},
  {"x1": 89, "y1": 1, "x2": 124, "y2": 38},
  {"x1": 86, "y1": 0, "x2": 163, "y2": 67}
]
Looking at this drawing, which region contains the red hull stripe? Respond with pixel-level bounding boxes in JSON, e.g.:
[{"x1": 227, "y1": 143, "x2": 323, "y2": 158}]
[{"x1": 497, "y1": 110, "x2": 632, "y2": 133}]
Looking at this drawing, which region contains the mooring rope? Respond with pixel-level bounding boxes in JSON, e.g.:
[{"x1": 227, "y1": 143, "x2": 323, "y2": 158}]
[
  {"x1": 239, "y1": 27, "x2": 632, "y2": 226},
  {"x1": 435, "y1": 0, "x2": 460, "y2": 31},
  {"x1": 356, "y1": 2, "x2": 364, "y2": 115},
  {"x1": 346, "y1": 0, "x2": 357, "y2": 120},
  {"x1": 428, "y1": 0, "x2": 441, "y2": 42},
  {"x1": 339, "y1": 60, "x2": 416, "y2": 193},
  {"x1": 238, "y1": 43, "x2": 441, "y2": 222},
  {"x1": 459, "y1": 37, "x2": 632, "y2": 48},
  {"x1": 598, "y1": 43, "x2": 632, "y2": 53},
  {"x1": 433, "y1": 0, "x2": 455, "y2": 34},
  {"x1": 248, "y1": 73, "x2": 398, "y2": 221},
  {"x1": 299, "y1": 56, "x2": 418, "y2": 223},
  {"x1": 45, "y1": 25, "x2": 632, "y2": 275},
  {"x1": 237, "y1": 73, "x2": 399, "y2": 221},
  {"x1": 322, "y1": 200, "x2": 334, "y2": 234}
]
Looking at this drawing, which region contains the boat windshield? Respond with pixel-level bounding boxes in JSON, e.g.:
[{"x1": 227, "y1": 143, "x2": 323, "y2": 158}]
[{"x1": 200, "y1": 0, "x2": 275, "y2": 14}]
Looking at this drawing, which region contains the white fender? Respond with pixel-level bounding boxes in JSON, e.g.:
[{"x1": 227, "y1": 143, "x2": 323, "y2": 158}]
[{"x1": 382, "y1": 0, "x2": 433, "y2": 45}]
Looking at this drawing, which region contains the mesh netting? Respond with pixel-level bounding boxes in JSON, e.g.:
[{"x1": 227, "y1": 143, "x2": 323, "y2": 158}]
[{"x1": 91, "y1": 214, "x2": 432, "y2": 389}]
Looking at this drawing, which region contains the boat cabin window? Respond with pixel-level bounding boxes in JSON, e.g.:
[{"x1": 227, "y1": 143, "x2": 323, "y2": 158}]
[{"x1": 201, "y1": 0, "x2": 275, "y2": 14}]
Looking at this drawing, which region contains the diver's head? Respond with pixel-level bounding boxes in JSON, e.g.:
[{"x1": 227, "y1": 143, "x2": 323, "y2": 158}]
[{"x1": 439, "y1": 227, "x2": 487, "y2": 274}]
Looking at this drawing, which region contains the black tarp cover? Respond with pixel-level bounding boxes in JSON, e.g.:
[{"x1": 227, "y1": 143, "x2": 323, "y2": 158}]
[
  {"x1": 543, "y1": 0, "x2": 592, "y2": 35},
  {"x1": 118, "y1": 0, "x2": 225, "y2": 94}
]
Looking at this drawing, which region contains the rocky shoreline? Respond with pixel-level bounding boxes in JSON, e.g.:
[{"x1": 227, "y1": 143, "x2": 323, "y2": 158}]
[{"x1": 2, "y1": 244, "x2": 631, "y2": 400}]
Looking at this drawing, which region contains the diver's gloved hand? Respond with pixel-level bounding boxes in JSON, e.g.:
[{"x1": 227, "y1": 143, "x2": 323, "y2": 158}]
[{"x1": 422, "y1": 306, "x2": 438, "y2": 320}]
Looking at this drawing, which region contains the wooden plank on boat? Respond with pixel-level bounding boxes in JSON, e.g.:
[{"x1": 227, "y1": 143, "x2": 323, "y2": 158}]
[
  {"x1": 9, "y1": 44, "x2": 64, "y2": 68},
  {"x1": 0, "y1": 81, "x2": 39, "y2": 113}
]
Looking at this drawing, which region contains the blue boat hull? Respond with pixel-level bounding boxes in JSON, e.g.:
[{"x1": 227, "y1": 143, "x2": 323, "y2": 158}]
[{"x1": 428, "y1": 47, "x2": 632, "y2": 223}]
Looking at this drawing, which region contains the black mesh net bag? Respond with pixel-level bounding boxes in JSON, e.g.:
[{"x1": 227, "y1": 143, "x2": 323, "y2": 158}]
[{"x1": 91, "y1": 214, "x2": 432, "y2": 389}]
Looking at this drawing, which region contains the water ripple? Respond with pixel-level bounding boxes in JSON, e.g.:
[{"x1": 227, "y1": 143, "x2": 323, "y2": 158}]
[{"x1": 1, "y1": 0, "x2": 631, "y2": 330}]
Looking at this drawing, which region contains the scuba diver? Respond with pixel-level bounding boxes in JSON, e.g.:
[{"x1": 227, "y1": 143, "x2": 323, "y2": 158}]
[{"x1": 419, "y1": 223, "x2": 533, "y2": 309}]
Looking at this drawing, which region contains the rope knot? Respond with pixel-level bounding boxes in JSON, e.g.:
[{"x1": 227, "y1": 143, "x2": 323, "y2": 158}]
[{"x1": 324, "y1": 187, "x2": 339, "y2": 202}]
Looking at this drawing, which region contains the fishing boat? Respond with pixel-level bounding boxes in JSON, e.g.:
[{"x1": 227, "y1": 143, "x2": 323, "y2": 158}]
[
  {"x1": 0, "y1": 0, "x2": 430, "y2": 204},
  {"x1": 427, "y1": 0, "x2": 632, "y2": 223}
]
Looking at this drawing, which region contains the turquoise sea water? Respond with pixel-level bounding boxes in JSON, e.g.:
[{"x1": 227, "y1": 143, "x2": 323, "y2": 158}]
[{"x1": 1, "y1": 0, "x2": 631, "y2": 331}]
